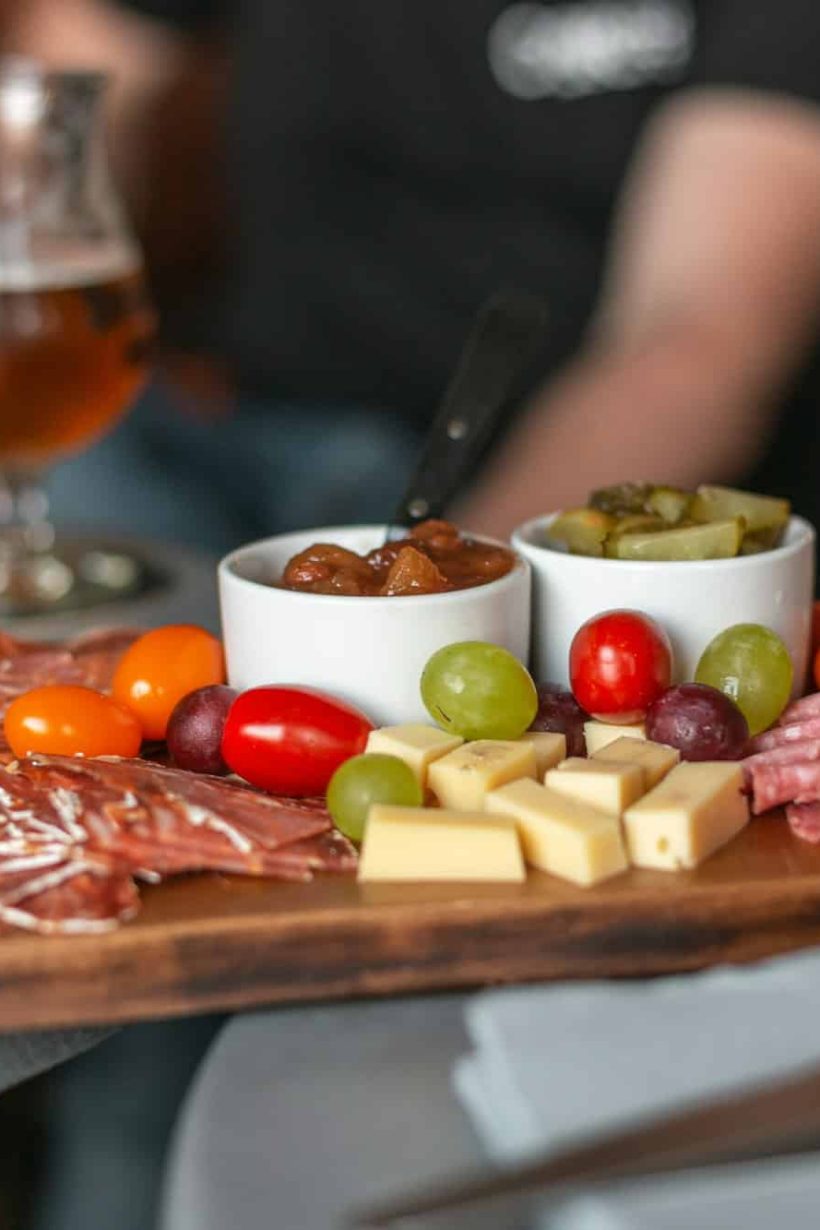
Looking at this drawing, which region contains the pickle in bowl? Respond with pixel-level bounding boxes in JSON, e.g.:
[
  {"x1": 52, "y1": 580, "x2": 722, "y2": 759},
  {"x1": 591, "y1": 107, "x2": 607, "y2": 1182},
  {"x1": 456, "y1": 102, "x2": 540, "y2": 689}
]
[{"x1": 545, "y1": 482, "x2": 790, "y2": 561}]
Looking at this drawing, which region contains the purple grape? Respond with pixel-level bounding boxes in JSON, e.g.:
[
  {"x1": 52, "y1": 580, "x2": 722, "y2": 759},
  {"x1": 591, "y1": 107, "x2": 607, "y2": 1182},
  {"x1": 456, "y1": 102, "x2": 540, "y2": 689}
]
[
  {"x1": 645, "y1": 683, "x2": 749, "y2": 761},
  {"x1": 167, "y1": 685, "x2": 238, "y2": 775},
  {"x1": 530, "y1": 683, "x2": 588, "y2": 757}
]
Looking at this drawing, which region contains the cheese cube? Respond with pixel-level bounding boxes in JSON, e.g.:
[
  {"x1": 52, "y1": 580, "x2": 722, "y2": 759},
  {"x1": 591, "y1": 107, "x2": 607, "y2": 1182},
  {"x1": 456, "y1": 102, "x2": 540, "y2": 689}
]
[
  {"x1": 365, "y1": 724, "x2": 463, "y2": 787},
  {"x1": 623, "y1": 762, "x2": 748, "y2": 871},
  {"x1": 428, "y1": 741, "x2": 537, "y2": 811},
  {"x1": 592, "y1": 737, "x2": 679, "y2": 790},
  {"x1": 545, "y1": 757, "x2": 643, "y2": 814},
  {"x1": 486, "y1": 778, "x2": 628, "y2": 887},
  {"x1": 516, "y1": 731, "x2": 567, "y2": 776},
  {"x1": 583, "y1": 720, "x2": 646, "y2": 755},
  {"x1": 357, "y1": 805, "x2": 525, "y2": 882}
]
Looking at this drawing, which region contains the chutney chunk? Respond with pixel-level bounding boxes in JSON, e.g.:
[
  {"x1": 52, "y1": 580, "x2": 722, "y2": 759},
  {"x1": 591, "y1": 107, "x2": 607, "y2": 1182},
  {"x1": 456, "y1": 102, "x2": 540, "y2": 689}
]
[{"x1": 280, "y1": 520, "x2": 514, "y2": 596}]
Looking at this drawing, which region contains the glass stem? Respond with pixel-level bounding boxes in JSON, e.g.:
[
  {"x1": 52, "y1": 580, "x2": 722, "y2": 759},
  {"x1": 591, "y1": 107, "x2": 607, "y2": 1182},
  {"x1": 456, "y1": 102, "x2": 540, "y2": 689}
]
[{"x1": 0, "y1": 468, "x2": 62, "y2": 607}]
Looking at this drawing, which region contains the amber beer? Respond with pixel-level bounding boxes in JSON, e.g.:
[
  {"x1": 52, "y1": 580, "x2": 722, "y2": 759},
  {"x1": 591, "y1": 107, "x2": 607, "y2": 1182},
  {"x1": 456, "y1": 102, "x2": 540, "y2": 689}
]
[{"x1": 0, "y1": 254, "x2": 155, "y2": 465}]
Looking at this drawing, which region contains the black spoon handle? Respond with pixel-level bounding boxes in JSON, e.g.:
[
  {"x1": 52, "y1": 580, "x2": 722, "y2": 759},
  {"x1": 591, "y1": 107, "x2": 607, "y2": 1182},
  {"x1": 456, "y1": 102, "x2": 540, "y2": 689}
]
[{"x1": 388, "y1": 289, "x2": 548, "y2": 532}]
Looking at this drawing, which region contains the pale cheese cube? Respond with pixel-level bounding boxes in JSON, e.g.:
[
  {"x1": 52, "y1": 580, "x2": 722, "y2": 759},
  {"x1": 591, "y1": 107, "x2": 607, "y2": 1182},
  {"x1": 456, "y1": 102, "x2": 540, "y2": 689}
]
[
  {"x1": 428, "y1": 740, "x2": 537, "y2": 811},
  {"x1": 365, "y1": 724, "x2": 463, "y2": 788},
  {"x1": 486, "y1": 778, "x2": 627, "y2": 887},
  {"x1": 592, "y1": 737, "x2": 679, "y2": 790},
  {"x1": 545, "y1": 757, "x2": 643, "y2": 814},
  {"x1": 516, "y1": 731, "x2": 567, "y2": 776},
  {"x1": 357, "y1": 805, "x2": 524, "y2": 883},
  {"x1": 623, "y1": 762, "x2": 748, "y2": 871},
  {"x1": 583, "y1": 720, "x2": 646, "y2": 755}
]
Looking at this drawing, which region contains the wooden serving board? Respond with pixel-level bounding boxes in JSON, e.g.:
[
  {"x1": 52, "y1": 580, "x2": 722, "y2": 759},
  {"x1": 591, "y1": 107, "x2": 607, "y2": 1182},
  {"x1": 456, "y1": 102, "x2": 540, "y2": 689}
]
[{"x1": 3, "y1": 813, "x2": 820, "y2": 1031}]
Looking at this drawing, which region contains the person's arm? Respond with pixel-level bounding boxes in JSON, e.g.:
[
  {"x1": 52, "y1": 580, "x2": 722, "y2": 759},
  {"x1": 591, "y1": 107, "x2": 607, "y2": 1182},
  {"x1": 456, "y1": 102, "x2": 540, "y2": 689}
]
[{"x1": 460, "y1": 90, "x2": 820, "y2": 538}]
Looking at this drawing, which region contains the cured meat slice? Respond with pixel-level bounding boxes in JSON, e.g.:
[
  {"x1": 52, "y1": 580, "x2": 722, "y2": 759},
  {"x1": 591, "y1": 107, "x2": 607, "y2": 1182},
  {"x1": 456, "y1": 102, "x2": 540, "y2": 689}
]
[
  {"x1": 268, "y1": 829, "x2": 358, "y2": 874},
  {"x1": 743, "y1": 740, "x2": 820, "y2": 772},
  {"x1": 786, "y1": 802, "x2": 820, "y2": 845},
  {"x1": 750, "y1": 718, "x2": 820, "y2": 754},
  {"x1": 15, "y1": 755, "x2": 332, "y2": 880},
  {"x1": 0, "y1": 850, "x2": 139, "y2": 935},
  {"x1": 779, "y1": 693, "x2": 820, "y2": 727},
  {"x1": 747, "y1": 761, "x2": 820, "y2": 814},
  {"x1": 67, "y1": 628, "x2": 140, "y2": 691}
]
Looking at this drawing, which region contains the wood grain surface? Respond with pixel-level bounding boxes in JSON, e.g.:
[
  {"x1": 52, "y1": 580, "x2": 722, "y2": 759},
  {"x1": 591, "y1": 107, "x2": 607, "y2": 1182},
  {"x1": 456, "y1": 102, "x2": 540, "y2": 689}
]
[{"x1": 3, "y1": 812, "x2": 820, "y2": 1031}]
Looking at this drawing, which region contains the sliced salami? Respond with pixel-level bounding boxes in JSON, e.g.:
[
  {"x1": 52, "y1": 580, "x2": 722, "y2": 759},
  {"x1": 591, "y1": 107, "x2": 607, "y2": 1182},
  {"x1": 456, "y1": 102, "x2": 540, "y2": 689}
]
[
  {"x1": 779, "y1": 693, "x2": 820, "y2": 727},
  {"x1": 67, "y1": 628, "x2": 140, "y2": 691},
  {"x1": 14, "y1": 755, "x2": 331, "y2": 880},
  {"x1": 750, "y1": 717, "x2": 820, "y2": 754},
  {"x1": 747, "y1": 761, "x2": 820, "y2": 815},
  {"x1": 0, "y1": 849, "x2": 139, "y2": 934},
  {"x1": 786, "y1": 802, "x2": 820, "y2": 845}
]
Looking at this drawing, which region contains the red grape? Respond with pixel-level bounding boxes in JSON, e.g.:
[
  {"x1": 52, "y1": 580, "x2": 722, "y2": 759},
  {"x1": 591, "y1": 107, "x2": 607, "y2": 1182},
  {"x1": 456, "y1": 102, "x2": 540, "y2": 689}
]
[
  {"x1": 167, "y1": 685, "x2": 237, "y2": 775},
  {"x1": 530, "y1": 683, "x2": 588, "y2": 758},
  {"x1": 645, "y1": 683, "x2": 749, "y2": 761}
]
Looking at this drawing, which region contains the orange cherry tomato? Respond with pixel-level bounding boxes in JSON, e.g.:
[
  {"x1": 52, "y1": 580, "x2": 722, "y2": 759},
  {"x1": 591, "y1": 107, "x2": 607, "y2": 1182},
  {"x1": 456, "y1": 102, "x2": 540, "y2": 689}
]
[
  {"x1": 112, "y1": 624, "x2": 225, "y2": 741},
  {"x1": 4, "y1": 685, "x2": 143, "y2": 759}
]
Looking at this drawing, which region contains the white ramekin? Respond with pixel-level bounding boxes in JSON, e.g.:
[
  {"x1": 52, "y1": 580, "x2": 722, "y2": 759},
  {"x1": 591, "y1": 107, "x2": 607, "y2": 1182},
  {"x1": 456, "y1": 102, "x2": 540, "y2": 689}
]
[
  {"x1": 512, "y1": 514, "x2": 816, "y2": 692},
  {"x1": 218, "y1": 526, "x2": 531, "y2": 725}
]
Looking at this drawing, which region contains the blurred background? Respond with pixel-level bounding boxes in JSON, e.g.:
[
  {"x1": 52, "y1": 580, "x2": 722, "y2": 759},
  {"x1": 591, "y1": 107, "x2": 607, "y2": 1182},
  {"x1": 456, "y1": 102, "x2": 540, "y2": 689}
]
[{"x1": 0, "y1": 0, "x2": 817, "y2": 1226}]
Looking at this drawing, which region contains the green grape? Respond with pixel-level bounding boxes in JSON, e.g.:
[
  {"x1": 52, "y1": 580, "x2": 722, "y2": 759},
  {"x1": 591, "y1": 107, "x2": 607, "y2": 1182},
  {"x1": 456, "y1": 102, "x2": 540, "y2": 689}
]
[
  {"x1": 421, "y1": 641, "x2": 537, "y2": 740},
  {"x1": 694, "y1": 623, "x2": 793, "y2": 736},
  {"x1": 327, "y1": 753, "x2": 422, "y2": 842}
]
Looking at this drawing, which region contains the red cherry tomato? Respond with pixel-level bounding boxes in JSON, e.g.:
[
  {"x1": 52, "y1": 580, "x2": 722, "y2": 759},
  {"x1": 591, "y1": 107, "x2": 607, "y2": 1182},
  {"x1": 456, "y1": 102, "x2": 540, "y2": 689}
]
[
  {"x1": 569, "y1": 609, "x2": 672, "y2": 723},
  {"x1": 4, "y1": 685, "x2": 143, "y2": 759},
  {"x1": 221, "y1": 686, "x2": 374, "y2": 796},
  {"x1": 112, "y1": 624, "x2": 225, "y2": 741},
  {"x1": 811, "y1": 602, "x2": 820, "y2": 690}
]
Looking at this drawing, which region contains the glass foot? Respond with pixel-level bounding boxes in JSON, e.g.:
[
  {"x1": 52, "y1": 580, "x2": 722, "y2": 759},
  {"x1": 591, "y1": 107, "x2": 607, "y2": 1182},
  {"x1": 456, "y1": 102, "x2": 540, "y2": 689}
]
[{"x1": 0, "y1": 539, "x2": 158, "y2": 617}]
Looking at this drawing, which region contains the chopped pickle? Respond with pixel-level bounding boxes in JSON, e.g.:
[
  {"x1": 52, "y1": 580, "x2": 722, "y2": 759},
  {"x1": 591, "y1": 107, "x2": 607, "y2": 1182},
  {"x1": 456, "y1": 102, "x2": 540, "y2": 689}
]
[
  {"x1": 606, "y1": 514, "x2": 666, "y2": 538},
  {"x1": 589, "y1": 482, "x2": 652, "y2": 516},
  {"x1": 604, "y1": 518, "x2": 743, "y2": 561},
  {"x1": 646, "y1": 486, "x2": 692, "y2": 524},
  {"x1": 545, "y1": 508, "x2": 614, "y2": 557},
  {"x1": 740, "y1": 526, "x2": 785, "y2": 555},
  {"x1": 691, "y1": 485, "x2": 790, "y2": 534}
]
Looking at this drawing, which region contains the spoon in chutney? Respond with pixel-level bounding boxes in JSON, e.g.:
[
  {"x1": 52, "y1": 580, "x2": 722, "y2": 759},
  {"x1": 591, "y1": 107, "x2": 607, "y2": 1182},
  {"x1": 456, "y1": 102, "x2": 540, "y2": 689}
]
[{"x1": 385, "y1": 289, "x2": 548, "y2": 541}]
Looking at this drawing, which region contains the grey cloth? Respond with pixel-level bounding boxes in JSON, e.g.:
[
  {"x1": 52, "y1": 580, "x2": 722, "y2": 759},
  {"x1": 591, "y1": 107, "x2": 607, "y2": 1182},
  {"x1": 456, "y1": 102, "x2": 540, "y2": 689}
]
[
  {"x1": 160, "y1": 995, "x2": 487, "y2": 1230},
  {"x1": 454, "y1": 946, "x2": 820, "y2": 1230},
  {"x1": 0, "y1": 1027, "x2": 110, "y2": 1093}
]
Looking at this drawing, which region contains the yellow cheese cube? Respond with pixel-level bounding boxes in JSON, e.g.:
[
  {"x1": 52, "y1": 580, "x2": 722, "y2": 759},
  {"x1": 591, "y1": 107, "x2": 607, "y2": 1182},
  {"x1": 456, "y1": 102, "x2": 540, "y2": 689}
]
[
  {"x1": 428, "y1": 741, "x2": 537, "y2": 811},
  {"x1": 623, "y1": 762, "x2": 748, "y2": 871},
  {"x1": 592, "y1": 737, "x2": 679, "y2": 790},
  {"x1": 485, "y1": 778, "x2": 628, "y2": 887},
  {"x1": 357, "y1": 805, "x2": 525, "y2": 882},
  {"x1": 365, "y1": 724, "x2": 464, "y2": 787},
  {"x1": 545, "y1": 757, "x2": 643, "y2": 814},
  {"x1": 583, "y1": 720, "x2": 646, "y2": 755},
  {"x1": 516, "y1": 731, "x2": 567, "y2": 776}
]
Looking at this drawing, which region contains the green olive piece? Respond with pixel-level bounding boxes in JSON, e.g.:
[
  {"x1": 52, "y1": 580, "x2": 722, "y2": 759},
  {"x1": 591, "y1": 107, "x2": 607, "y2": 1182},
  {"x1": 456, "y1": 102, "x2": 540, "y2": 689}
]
[
  {"x1": 545, "y1": 507, "x2": 615, "y2": 557},
  {"x1": 604, "y1": 518, "x2": 744, "y2": 561},
  {"x1": 589, "y1": 482, "x2": 652, "y2": 516},
  {"x1": 691, "y1": 485, "x2": 790, "y2": 534}
]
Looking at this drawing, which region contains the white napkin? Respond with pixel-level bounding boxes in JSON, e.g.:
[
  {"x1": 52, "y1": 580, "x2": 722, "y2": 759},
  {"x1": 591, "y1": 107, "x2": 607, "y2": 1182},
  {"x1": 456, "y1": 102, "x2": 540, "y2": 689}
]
[{"x1": 453, "y1": 947, "x2": 820, "y2": 1230}]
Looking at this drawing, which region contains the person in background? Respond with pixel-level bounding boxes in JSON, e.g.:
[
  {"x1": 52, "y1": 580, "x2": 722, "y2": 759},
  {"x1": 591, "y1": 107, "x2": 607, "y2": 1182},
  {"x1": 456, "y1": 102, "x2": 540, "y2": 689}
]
[
  {"x1": 0, "y1": 4, "x2": 818, "y2": 1230},
  {"x1": 3, "y1": 0, "x2": 820, "y2": 555}
]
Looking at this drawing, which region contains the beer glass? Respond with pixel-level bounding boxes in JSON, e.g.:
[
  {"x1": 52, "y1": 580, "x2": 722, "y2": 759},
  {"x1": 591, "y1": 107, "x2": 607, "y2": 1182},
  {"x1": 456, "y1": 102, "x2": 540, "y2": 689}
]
[{"x1": 0, "y1": 61, "x2": 155, "y2": 614}]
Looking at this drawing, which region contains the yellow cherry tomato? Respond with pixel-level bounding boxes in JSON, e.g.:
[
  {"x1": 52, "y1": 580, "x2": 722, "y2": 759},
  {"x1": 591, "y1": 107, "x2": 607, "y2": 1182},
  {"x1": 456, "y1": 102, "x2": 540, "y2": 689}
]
[
  {"x1": 5, "y1": 685, "x2": 143, "y2": 759},
  {"x1": 112, "y1": 624, "x2": 225, "y2": 741}
]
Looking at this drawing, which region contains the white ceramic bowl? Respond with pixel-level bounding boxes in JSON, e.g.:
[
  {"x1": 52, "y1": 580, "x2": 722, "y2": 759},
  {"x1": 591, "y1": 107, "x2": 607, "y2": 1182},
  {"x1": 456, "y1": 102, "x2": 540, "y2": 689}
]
[
  {"x1": 512, "y1": 514, "x2": 816, "y2": 693},
  {"x1": 218, "y1": 525, "x2": 531, "y2": 725}
]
